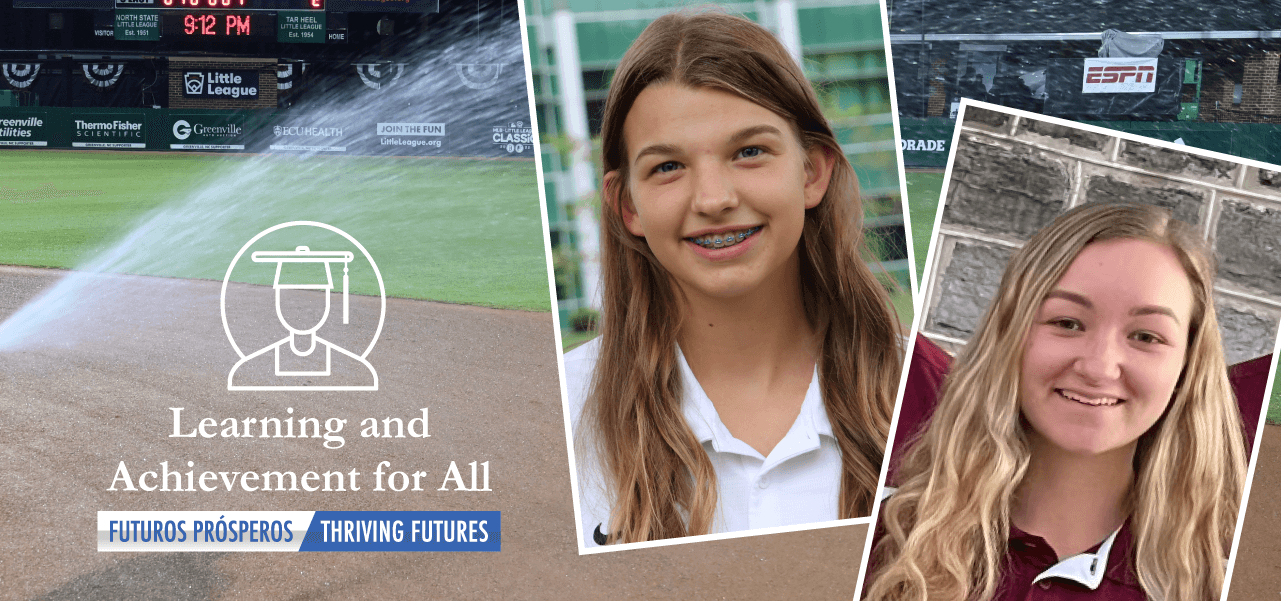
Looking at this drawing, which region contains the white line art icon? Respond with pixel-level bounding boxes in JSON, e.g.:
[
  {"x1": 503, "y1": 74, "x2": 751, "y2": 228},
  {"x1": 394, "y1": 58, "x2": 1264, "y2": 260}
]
[{"x1": 222, "y1": 222, "x2": 384, "y2": 391}]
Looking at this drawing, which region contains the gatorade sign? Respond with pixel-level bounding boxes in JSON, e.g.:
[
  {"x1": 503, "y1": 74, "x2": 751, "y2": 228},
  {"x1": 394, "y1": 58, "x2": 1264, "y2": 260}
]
[{"x1": 900, "y1": 139, "x2": 947, "y2": 152}]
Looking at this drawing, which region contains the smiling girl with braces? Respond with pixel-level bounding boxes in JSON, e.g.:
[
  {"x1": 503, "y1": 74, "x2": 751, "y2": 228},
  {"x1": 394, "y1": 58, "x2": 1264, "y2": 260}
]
[{"x1": 563, "y1": 11, "x2": 904, "y2": 547}]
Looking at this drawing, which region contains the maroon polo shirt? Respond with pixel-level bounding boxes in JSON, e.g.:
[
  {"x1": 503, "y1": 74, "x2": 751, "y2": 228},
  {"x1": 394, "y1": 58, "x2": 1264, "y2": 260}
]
[
  {"x1": 996, "y1": 523, "x2": 1143, "y2": 601},
  {"x1": 867, "y1": 516, "x2": 1144, "y2": 600},
  {"x1": 871, "y1": 336, "x2": 1265, "y2": 599},
  {"x1": 1229, "y1": 353, "x2": 1270, "y2": 454},
  {"x1": 887, "y1": 334, "x2": 953, "y2": 484}
]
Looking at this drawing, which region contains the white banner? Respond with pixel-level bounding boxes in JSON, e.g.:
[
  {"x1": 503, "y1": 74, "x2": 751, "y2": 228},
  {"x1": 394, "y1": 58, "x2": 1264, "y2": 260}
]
[
  {"x1": 99, "y1": 511, "x2": 313, "y2": 552},
  {"x1": 1082, "y1": 58, "x2": 1157, "y2": 94}
]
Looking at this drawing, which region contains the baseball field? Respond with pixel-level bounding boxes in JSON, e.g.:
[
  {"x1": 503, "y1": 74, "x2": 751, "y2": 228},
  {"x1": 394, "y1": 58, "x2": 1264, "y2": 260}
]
[
  {"x1": 903, "y1": 171, "x2": 944, "y2": 284},
  {"x1": 0, "y1": 149, "x2": 870, "y2": 600},
  {"x1": 0, "y1": 150, "x2": 552, "y2": 310}
]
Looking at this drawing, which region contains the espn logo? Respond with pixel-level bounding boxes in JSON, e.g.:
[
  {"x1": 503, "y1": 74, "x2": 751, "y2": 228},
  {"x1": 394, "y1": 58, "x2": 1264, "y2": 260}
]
[
  {"x1": 1085, "y1": 65, "x2": 1154, "y2": 85},
  {"x1": 1082, "y1": 58, "x2": 1158, "y2": 94}
]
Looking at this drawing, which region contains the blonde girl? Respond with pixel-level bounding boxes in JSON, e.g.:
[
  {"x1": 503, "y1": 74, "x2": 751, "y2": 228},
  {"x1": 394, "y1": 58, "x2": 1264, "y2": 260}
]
[{"x1": 866, "y1": 203, "x2": 1245, "y2": 600}]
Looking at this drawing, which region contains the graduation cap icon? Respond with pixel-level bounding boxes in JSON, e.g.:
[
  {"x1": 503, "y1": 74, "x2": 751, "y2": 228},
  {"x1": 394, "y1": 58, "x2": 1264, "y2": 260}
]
[
  {"x1": 223, "y1": 221, "x2": 384, "y2": 392},
  {"x1": 252, "y1": 246, "x2": 355, "y2": 324}
]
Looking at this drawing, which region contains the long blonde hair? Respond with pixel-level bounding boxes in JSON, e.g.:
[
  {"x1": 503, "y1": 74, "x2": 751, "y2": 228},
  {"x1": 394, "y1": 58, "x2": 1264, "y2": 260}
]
[
  {"x1": 866, "y1": 203, "x2": 1245, "y2": 600},
  {"x1": 584, "y1": 11, "x2": 902, "y2": 543}
]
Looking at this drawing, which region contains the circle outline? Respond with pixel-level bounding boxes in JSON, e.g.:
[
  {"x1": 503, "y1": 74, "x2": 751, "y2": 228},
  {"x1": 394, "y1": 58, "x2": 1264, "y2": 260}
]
[{"x1": 220, "y1": 221, "x2": 386, "y2": 360}]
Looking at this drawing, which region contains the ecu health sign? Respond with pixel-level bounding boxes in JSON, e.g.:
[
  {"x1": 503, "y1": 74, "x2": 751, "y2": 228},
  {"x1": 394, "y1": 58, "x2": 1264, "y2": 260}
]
[{"x1": 1082, "y1": 58, "x2": 1157, "y2": 94}]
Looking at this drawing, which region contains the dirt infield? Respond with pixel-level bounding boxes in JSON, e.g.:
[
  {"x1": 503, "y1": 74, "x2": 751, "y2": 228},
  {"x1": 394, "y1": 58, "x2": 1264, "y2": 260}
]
[
  {"x1": 1228, "y1": 424, "x2": 1281, "y2": 601},
  {"x1": 0, "y1": 266, "x2": 866, "y2": 601}
]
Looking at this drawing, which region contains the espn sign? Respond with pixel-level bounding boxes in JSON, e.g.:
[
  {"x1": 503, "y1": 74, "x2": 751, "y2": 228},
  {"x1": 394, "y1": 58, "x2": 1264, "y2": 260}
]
[{"x1": 1082, "y1": 58, "x2": 1157, "y2": 94}]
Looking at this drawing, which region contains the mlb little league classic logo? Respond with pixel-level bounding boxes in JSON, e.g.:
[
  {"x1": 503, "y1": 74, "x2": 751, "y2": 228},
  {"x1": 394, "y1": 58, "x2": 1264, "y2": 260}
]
[{"x1": 221, "y1": 222, "x2": 385, "y2": 391}]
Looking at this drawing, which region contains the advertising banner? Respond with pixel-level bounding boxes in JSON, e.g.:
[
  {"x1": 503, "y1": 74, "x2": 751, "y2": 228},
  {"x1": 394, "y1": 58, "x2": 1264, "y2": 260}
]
[
  {"x1": 0, "y1": 114, "x2": 50, "y2": 147},
  {"x1": 267, "y1": 116, "x2": 351, "y2": 152},
  {"x1": 168, "y1": 112, "x2": 251, "y2": 150},
  {"x1": 490, "y1": 120, "x2": 533, "y2": 156},
  {"x1": 70, "y1": 112, "x2": 146, "y2": 148},
  {"x1": 182, "y1": 70, "x2": 261, "y2": 100},
  {"x1": 1081, "y1": 58, "x2": 1158, "y2": 94},
  {"x1": 373, "y1": 121, "x2": 446, "y2": 152},
  {"x1": 1044, "y1": 58, "x2": 1182, "y2": 117},
  {"x1": 898, "y1": 117, "x2": 956, "y2": 168}
]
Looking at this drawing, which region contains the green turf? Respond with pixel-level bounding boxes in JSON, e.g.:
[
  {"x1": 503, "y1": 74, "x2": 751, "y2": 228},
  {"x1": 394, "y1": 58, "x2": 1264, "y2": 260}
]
[
  {"x1": 560, "y1": 330, "x2": 597, "y2": 353},
  {"x1": 0, "y1": 151, "x2": 551, "y2": 311},
  {"x1": 904, "y1": 171, "x2": 945, "y2": 283},
  {"x1": 890, "y1": 288, "x2": 913, "y2": 328},
  {"x1": 1267, "y1": 362, "x2": 1281, "y2": 425}
]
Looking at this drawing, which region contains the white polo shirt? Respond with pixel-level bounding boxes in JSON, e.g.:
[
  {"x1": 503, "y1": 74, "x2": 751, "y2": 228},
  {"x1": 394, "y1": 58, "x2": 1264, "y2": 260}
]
[{"x1": 564, "y1": 337, "x2": 841, "y2": 548}]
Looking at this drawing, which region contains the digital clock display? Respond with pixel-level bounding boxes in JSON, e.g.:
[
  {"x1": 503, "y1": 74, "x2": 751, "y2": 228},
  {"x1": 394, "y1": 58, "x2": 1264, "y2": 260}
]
[
  {"x1": 185, "y1": 12, "x2": 250, "y2": 34},
  {"x1": 160, "y1": 11, "x2": 277, "y2": 37}
]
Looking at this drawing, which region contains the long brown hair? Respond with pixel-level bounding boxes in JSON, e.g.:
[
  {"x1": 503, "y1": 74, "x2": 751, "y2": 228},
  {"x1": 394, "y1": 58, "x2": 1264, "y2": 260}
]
[
  {"x1": 866, "y1": 203, "x2": 1245, "y2": 600},
  {"x1": 585, "y1": 10, "x2": 903, "y2": 543}
]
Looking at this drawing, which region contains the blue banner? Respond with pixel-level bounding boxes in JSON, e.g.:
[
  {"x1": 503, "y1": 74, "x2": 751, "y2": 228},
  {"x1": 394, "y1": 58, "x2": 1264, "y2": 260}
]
[{"x1": 297, "y1": 511, "x2": 501, "y2": 552}]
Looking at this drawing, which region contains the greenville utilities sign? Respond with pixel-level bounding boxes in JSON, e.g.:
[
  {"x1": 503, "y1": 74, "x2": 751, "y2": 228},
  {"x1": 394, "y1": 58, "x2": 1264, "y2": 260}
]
[
  {"x1": 0, "y1": 116, "x2": 48, "y2": 146},
  {"x1": 183, "y1": 70, "x2": 260, "y2": 100}
]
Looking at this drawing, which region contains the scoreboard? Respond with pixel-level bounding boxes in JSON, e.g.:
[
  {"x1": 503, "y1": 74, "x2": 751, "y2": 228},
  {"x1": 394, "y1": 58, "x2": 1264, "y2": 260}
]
[
  {"x1": 117, "y1": 0, "x2": 325, "y2": 42},
  {"x1": 119, "y1": 0, "x2": 321, "y2": 10},
  {"x1": 13, "y1": 0, "x2": 437, "y2": 43},
  {"x1": 14, "y1": 0, "x2": 436, "y2": 11}
]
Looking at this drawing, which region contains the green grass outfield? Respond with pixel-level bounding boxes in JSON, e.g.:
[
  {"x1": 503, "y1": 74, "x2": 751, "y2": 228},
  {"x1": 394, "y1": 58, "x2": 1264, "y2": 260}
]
[
  {"x1": 0, "y1": 150, "x2": 551, "y2": 311},
  {"x1": 904, "y1": 170, "x2": 945, "y2": 284},
  {"x1": 1268, "y1": 362, "x2": 1281, "y2": 425}
]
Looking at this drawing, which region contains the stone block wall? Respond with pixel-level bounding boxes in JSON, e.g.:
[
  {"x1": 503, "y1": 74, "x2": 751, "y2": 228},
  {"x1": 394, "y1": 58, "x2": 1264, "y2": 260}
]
[{"x1": 919, "y1": 104, "x2": 1281, "y2": 365}]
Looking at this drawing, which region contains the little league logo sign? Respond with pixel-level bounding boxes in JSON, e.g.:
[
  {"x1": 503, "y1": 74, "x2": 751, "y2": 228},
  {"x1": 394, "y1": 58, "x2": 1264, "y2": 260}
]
[
  {"x1": 183, "y1": 70, "x2": 260, "y2": 99},
  {"x1": 185, "y1": 72, "x2": 204, "y2": 95}
]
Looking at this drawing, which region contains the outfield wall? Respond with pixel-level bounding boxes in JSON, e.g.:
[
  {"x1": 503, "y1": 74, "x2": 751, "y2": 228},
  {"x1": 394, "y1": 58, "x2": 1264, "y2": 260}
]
[
  {"x1": 900, "y1": 116, "x2": 1281, "y2": 169},
  {"x1": 0, "y1": 107, "x2": 533, "y2": 158}
]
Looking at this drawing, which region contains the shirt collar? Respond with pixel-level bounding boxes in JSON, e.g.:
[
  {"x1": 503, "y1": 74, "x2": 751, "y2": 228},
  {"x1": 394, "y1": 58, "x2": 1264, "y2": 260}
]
[
  {"x1": 1029, "y1": 528, "x2": 1118, "y2": 590},
  {"x1": 1016, "y1": 520, "x2": 1139, "y2": 590},
  {"x1": 675, "y1": 345, "x2": 831, "y2": 456}
]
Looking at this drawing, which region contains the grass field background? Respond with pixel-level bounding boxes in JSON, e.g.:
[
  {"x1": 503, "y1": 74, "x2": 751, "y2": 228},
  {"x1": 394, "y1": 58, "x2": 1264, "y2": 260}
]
[
  {"x1": 904, "y1": 171, "x2": 944, "y2": 284},
  {"x1": 1268, "y1": 363, "x2": 1281, "y2": 424},
  {"x1": 0, "y1": 151, "x2": 551, "y2": 311}
]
